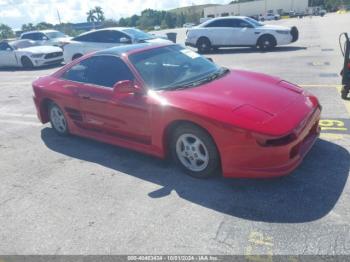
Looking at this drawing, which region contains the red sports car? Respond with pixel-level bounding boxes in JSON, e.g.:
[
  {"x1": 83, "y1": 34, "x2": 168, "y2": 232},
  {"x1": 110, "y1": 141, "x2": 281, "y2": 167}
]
[{"x1": 32, "y1": 43, "x2": 321, "y2": 179}]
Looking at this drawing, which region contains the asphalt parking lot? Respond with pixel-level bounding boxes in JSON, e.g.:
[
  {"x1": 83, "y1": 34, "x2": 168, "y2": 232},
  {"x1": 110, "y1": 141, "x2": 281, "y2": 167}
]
[{"x1": 1, "y1": 13, "x2": 350, "y2": 255}]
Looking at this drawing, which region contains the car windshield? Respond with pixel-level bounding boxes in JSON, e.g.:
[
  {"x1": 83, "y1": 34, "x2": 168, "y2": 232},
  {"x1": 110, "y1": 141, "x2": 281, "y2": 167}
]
[
  {"x1": 122, "y1": 28, "x2": 155, "y2": 40},
  {"x1": 129, "y1": 45, "x2": 225, "y2": 90},
  {"x1": 9, "y1": 40, "x2": 38, "y2": 49},
  {"x1": 45, "y1": 31, "x2": 66, "y2": 39},
  {"x1": 245, "y1": 17, "x2": 264, "y2": 27}
]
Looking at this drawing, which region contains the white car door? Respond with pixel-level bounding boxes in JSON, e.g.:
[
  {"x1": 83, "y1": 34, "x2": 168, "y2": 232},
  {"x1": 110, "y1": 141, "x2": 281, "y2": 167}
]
[
  {"x1": 0, "y1": 43, "x2": 18, "y2": 67},
  {"x1": 205, "y1": 19, "x2": 238, "y2": 46},
  {"x1": 233, "y1": 19, "x2": 258, "y2": 46}
]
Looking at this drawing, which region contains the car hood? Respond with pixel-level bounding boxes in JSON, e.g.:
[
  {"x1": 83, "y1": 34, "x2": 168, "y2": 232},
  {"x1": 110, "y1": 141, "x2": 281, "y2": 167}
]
[
  {"x1": 160, "y1": 70, "x2": 314, "y2": 136},
  {"x1": 18, "y1": 45, "x2": 62, "y2": 54}
]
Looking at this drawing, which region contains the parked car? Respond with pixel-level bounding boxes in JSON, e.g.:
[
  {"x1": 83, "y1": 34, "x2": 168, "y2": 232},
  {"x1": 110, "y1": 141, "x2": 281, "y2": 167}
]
[
  {"x1": 63, "y1": 27, "x2": 172, "y2": 63},
  {"x1": 32, "y1": 43, "x2": 321, "y2": 179},
  {"x1": 185, "y1": 16, "x2": 299, "y2": 53},
  {"x1": 20, "y1": 30, "x2": 71, "y2": 48},
  {"x1": 0, "y1": 40, "x2": 63, "y2": 68},
  {"x1": 259, "y1": 13, "x2": 281, "y2": 21}
]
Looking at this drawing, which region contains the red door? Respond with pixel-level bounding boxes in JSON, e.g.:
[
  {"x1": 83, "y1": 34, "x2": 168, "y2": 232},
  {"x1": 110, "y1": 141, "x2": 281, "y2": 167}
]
[{"x1": 75, "y1": 82, "x2": 152, "y2": 145}]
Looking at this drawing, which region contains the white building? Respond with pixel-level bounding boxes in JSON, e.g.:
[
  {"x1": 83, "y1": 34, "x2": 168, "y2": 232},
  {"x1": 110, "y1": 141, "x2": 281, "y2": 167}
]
[{"x1": 204, "y1": 0, "x2": 309, "y2": 18}]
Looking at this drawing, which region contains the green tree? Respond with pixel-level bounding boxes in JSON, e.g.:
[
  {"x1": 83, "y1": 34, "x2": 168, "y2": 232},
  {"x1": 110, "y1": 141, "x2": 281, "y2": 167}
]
[
  {"x1": 21, "y1": 23, "x2": 36, "y2": 32},
  {"x1": 0, "y1": 24, "x2": 14, "y2": 40},
  {"x1": 36, "y1": 22, "x2": 54, "y2": 30}
]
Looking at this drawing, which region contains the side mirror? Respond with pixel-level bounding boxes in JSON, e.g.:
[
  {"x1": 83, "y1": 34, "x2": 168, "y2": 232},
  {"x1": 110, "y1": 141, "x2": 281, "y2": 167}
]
[
  {"x1": 113, "y1": 80, "x2": 142, "y2": 95},
  {"x1": 6, "y1": 47, "x2": 12, "y2": 51},
  {"x1": 42, "y1": 36, "x2": 49, "y2": 40},
  {"x1": 206, "y1": 57, "x2": 214, "y2": 62},
  {"x1": 120, "y1": 37, "x2": 132, "y2": 44}
]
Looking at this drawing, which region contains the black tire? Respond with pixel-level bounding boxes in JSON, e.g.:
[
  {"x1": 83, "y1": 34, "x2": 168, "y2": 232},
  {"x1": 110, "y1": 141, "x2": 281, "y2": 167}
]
[
  {"x1": 257, "y1": 35, "x2": 276, "y2": 51},
  {"x1": 48, "y1": 102, "x2": 69, "y2": 136},
  {"x1": 197, "y1": 37, "x2": 211, "y2": 54},
  {"x1": 72, "y1": 54, "x2": 83, "y2": 60},
  {"x1": 291, "y1": 26, "x2": 299, "y2": 42},
  {"x1": 170, "y1": 123, "x2": 220, "y2": 178},
  {"x1": 21, "y1": 56, "x2": 34, "y2": 69},
  {"x1": 341, "y1": 87, "x2": 349, "y2": 100}
]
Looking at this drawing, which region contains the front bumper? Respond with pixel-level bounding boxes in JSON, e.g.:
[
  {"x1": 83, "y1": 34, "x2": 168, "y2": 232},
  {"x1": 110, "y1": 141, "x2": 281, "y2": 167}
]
[
  {"x1": 32, "y1": 57, "x2": 63, "y2": 67},
  {"x1": 221, "y1": 107, "x2": 321, "y2": 178}
]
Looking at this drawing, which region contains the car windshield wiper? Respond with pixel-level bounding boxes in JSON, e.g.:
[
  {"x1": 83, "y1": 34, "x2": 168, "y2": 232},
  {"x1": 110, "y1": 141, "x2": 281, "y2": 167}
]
[{"x1": 165, "y1": 67, "x2": 230, "y2": 91}]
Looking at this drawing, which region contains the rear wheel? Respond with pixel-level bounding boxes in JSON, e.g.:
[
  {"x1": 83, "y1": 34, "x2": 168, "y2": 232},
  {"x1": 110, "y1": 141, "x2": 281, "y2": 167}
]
[
  {"x1": 257, "y1": 35, "x2": 276, "y2": 51},
  {"x1": 49, "y1": 103, "x2": 69, "y2": 136},
  {"x1": 197, "y1": 37, "x2": 211, "y2": 54},
  {"x1": 170, "y1": 123, "x2": 220, "y2": 178},
  {"x1": 21, "y1": 56, "x2": 34, "y2": 69}
]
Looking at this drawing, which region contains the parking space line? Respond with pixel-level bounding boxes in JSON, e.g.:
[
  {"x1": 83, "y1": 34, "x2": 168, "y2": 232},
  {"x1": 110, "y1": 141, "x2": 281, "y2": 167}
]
[
  {"x1": 0, "y1": 120, "x2": 42, "y2": 127},
  {"x1": 299, "y1": 84, "x2": 343, "y2": 88},
  {"x1": 0, "y1": 112, "x2": 37, "y2": 118}
]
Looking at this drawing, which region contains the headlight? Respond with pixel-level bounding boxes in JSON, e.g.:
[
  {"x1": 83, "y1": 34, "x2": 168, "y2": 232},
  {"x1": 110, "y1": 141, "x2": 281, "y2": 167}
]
[
  {"x1": 31, "y1": 53, "x2": 44, "y2": 58},
  {"x1": 276, "y1": 30, "x2": 290, "y2": 35}
]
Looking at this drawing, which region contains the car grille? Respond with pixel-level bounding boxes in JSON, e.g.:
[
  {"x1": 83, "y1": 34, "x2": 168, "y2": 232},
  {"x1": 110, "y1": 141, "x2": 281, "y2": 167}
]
[{"x1": 44, "y1": 52, "x2": 63, "y2": 59}]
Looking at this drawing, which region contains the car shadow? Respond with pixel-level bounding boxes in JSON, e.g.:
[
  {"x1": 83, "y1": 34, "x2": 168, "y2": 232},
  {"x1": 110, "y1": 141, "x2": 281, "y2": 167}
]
[
  {"x1": 41, "y1": 127, "x2": 349, "y2": 223},
  {"x1": 206, "y1": 46, "x2": 307, "y2": 55},
  {"x1": 0, "y1": 63, "x2": 63, "y2": 72}
]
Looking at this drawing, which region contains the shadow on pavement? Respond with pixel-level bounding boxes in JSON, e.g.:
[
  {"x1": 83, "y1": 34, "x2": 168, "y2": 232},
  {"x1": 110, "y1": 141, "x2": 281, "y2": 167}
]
[
  {"x1": 206, "y1": 46, "x2": 307, "y2": 55},
  {"x1": 41, "y1": 127, "x2": 349, "y2": 223}
]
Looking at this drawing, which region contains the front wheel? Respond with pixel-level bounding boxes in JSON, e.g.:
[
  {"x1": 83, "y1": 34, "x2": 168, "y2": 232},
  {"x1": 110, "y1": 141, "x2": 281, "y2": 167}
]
[
  {"x1": 170, "y1": 123, "x2": 220, "y2": 178},
  {"x1": 21, "y1": 56, "x2": 34, "y2": 69},
  {"x1": 49, "y1": 103, "x2": 69, "y2": 136},
  {"x1": 257, "y1": 35, "x2": 276, "y2": 51}
]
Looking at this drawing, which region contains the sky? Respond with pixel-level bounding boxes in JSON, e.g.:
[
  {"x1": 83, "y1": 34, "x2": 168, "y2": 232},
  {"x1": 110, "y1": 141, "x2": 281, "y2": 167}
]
[{"x1": 0, "y1": 0, "x2": 227, "y2": 29}]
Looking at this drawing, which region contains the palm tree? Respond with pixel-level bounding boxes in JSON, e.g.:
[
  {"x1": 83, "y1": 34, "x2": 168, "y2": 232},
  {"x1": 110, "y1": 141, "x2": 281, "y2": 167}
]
[
  {"x1": 86, "y1": 10, "x2": 98, "y2": 29},
  {"x1": 94, "y1": 6, "x2": 105, "y2": 22}
]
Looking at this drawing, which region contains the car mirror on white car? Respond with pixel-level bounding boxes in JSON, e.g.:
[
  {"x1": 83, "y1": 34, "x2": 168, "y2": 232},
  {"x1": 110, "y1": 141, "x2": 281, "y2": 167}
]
[{"x1": 6, "y1": 47, "x2": 12, "y2": 51}]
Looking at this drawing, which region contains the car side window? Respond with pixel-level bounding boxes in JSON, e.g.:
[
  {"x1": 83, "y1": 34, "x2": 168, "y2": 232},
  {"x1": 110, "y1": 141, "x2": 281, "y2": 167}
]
[
  {"x1": 107, "y1": 31, "x2": 131, "y2": 43},
  {"x1": 72, "y1": 32, "x2": 95, "y2": 42},
  {"x1": 236, "y1": 19, "x2": 253, "y2": 28},
  {"x1": 62, "y1": 56, "x2": 134, "y2": 88},
  {"x1": 21, "y1": 33, "x2": 34, "y2": 40},
  {"x1": 205, "y1": 20, "x2": 231, "y2": 28}
]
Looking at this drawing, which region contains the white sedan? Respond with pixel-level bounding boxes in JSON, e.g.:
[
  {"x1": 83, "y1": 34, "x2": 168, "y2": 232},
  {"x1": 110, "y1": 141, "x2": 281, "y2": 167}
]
[
  {"x1": 185, "y1": 16, "x2": 299, "y2": 53},
  {"x1": 0, "y1": 40, "x2": 63, "y2": 68},
  {"x1": 63, "y1": 27, "x2": 172, "y2": 63}
]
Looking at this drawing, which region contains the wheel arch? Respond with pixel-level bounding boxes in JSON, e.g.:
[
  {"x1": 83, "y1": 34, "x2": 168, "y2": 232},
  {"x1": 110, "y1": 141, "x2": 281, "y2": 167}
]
[
  {"x1": 39, "y1": 97, "x2": 54, "y2": 123},
  {"x1": 257, "y1": 33, "x2": 277, "y2": 46},
  {"x1": 196, "y1": 36, "x2": 211, "y2": 47},
  {"x1": 162, "y1": 119, "x2": 220, "y2": 162}
]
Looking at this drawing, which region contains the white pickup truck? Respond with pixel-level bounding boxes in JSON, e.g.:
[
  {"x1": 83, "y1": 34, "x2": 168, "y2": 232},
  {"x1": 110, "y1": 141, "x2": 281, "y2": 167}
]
[{"x1": 185, "y1": 16, "x2": 298, "y2": 53}]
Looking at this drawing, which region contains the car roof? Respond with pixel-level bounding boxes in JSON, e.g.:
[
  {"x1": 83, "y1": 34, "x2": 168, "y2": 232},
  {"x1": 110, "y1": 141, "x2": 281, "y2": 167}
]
[
  {"x1": 95, "y1": 43, "x2": 174, "y2": 57},
  {"x1": 21, "y1": 29, "x2": 59, "y2": 34},
  {"x1": 76, "y1": 27, "x2": 135, "y2": 37}
]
